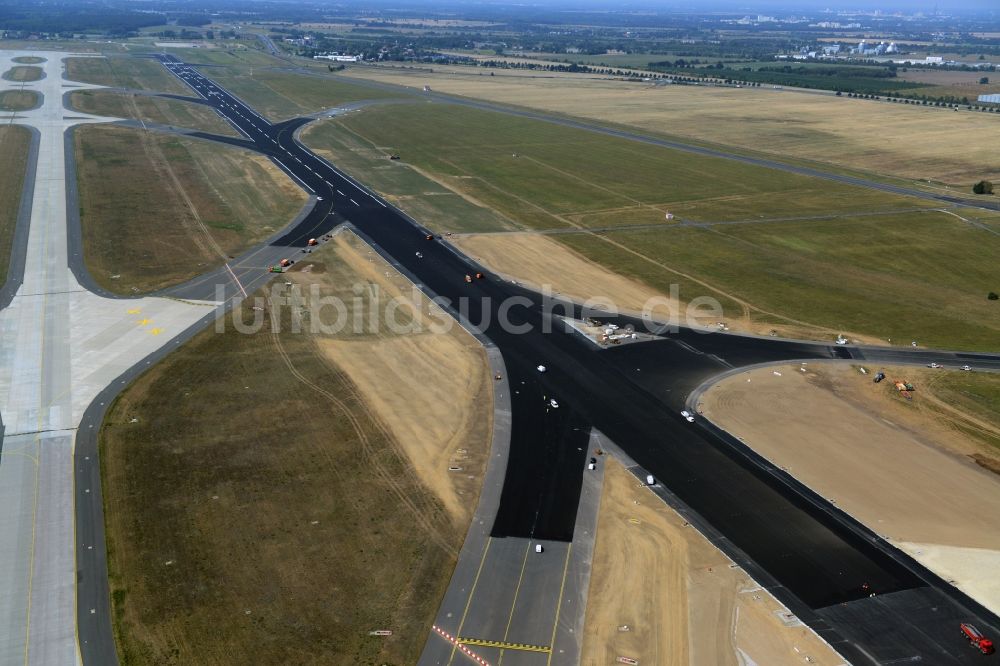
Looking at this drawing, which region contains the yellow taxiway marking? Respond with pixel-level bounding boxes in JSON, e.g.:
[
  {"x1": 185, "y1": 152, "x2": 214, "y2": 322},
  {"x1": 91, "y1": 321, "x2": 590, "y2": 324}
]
[
  {"x1": 150, "y1": 328, "x2": 163, "y2": 336},
  {"x1": 458, "y1": 637, "x2": 551, "y2": 653},
  {"x1": 138, "y1": 318, "x2": 151, "y2": 326},
  {"x1": 126, "y1": 308, "x2": 140, "y2": 314}
]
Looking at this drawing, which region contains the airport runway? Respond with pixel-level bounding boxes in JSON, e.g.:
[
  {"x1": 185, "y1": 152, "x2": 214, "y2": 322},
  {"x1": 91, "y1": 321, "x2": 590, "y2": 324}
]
[
  {"x1": 141, "y1": 53, "x2": 1000, "y2": 665},
  {"x1": 2, "y1": 48, "x2": 998, "y2": 666}
]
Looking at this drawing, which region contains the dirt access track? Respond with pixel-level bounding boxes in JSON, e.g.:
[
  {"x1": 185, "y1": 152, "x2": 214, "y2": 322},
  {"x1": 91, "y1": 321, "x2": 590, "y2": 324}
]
[{"x1": 698, "y1": 363, "x2": 1000, "y2": 614}]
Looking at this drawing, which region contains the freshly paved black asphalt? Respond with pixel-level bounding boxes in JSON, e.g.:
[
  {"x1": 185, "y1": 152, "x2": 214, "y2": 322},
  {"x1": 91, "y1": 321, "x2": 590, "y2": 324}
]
[{"x1": 67, "y1": 53, "x2": 1000, "y2": 665}]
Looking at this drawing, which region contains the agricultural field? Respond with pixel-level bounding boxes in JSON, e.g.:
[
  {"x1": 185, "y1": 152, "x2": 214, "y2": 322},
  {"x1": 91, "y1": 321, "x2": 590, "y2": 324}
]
[
  {"x1": 0, "y1": 126, "x2": 31, "y2": 282},
  {"x1": 655, "y1": 62, "x2": 925, "y2": 95},
  {"x1": 304, "y1": 102, "x2": 1000, "y2": 350},
  {"x1": 340, "y1": 64, "x2": 1000, "y2": 186},
  {"x1": 898, "y1": 69, "x2": 999, "y2": 86},
  {"x1": 68, "y1": 89, "x2": 237, "y2": 135},
  {"x1": 2, "y1": 65, "x2": 42, "y2": 82},
  {"x1": 101, "y1": 232, "x2": 491, "y2": 665},
  {"x1": 74, "y1": 125, "x2": 305, "y2": 293},
  {"x1": 0, "y1": 89, "x2": 39, "y2": 111},
  {"x1": 65, "y1": 56, "x2": 189, "y2": 94}
]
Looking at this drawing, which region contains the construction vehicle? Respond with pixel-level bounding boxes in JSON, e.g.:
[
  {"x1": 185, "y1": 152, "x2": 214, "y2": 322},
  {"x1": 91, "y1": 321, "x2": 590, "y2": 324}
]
[
  {"x1": 960, "y1": 623, "x2": 995, "y2": 654},
  {"x1": 464, "y1": 274, "x2": 472, "y2": 284},
  {"x1": 425, "y1": 234, "x2": 434, "y2": 240},
  {"x1": 646, "y1": 474, "x2": 655, "y2": 486},
  {"x1": 474, "y1": 271, "x2": 484, "y2": 279},
  {"x1": 874, "y1": 371, "x2": 886, "y2": 384},
  {"x1": 268, "y1": 265, "x2": 284, "y2": 273},
  {"x1": 307, "y1": 238, "x2": 318, "y2": 246},
  {"x1": 279, "y1": 258, "x2": 291, "y2": 268}
]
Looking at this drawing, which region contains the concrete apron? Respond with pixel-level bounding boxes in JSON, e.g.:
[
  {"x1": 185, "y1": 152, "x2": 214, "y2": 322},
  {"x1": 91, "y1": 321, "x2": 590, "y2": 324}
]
[{"x1": 0, "y1": 50, "x2": 217, "y2": 666}]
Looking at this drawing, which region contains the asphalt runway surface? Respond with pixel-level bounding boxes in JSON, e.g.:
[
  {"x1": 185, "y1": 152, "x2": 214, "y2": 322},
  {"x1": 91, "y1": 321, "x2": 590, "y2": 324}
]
[{"x1": 71, "y1": 53, "x2": 1000, "y2": 664}]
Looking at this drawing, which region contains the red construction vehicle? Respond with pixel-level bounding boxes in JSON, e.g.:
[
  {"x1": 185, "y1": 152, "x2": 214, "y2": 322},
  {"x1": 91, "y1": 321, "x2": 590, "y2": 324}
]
[
  {"x1": 279, "y1": 258, "x2": 291, "y2": 267},
  {"x1": 961, "y1": 623, "x2": 995, "y2": 654},
  {"x1": 307, "y1": 238, "x2": 318, "y2": 246}
]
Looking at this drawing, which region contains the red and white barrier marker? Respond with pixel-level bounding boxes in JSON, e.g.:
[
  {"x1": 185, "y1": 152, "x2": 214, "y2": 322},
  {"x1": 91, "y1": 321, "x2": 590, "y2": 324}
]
[{"x1": 431, "y1": 625, "x2": 491, "y2": 666}]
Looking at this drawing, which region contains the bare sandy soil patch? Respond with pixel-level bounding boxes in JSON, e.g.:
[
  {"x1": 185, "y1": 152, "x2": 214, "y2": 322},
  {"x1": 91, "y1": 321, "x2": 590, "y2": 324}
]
[
  {"x1": 288, "y1": 231, "x2": 493, "y2": 526},
  {"x1": 343, "y1": 66, "x2": 1000, "y2": 185},
  {"x1": 698, "y1": 363, "x2": 1000, "y2": 612},
  {"x1": 452, "y1": 232, "x2": 677, "y2": 313},
  {"x1": 582, "y1": 459, "x2": 844, "y2": 666}
]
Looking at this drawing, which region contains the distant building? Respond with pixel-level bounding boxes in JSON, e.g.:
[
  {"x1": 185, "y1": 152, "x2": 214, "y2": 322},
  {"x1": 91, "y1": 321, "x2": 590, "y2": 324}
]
[
  {"x1": 314, "y1": 54, "x2": 360, "y2": 62},
  {"x1": 978, "y1": 94, "x2": 1000, "y2": 104}
]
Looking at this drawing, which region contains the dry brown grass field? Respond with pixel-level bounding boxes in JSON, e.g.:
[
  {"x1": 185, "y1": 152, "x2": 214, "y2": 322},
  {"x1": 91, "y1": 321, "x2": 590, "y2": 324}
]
[
  {"x1": 65, "y1": 56, "x2": 189, "y2": 94},
  {"x1": 0, "y1": 89, "x2": 38, "y2": 111},
  {"x1": 2, "y1": 65, "x2": 42, "y2": 81},
  {"x1": 101, "y1": 231, "x2": 491, "y2": 664},
  {"x1": 341, "y1": 65, "x2": 1000, "y2": 185},
  {"x1": 0, "y1": 126, "x2": 30, "y2": 280},
  {"x1": 74, "y1": 125, "x2": 305, "y2": 293}
]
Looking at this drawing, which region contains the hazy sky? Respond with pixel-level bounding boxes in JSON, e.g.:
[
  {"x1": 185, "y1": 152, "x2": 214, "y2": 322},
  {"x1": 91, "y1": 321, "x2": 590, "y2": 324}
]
[{"x1": 568, "y1": 0, "x2": 997, "y2": 13}]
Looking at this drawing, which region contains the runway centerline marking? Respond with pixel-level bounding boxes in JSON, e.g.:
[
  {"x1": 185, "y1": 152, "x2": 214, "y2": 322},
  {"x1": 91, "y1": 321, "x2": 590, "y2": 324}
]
[
  {"x1": 447, "y1": 538, "x2": 492, "y2": 666},
  {"x1": 497, "y1": 541, "x2": 533, "y2": 665}
]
